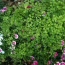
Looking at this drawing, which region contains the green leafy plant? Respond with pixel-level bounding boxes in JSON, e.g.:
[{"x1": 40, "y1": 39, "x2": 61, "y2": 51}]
[{"x1": 0, "y1": 0, "x2": 65, "y2": 65}]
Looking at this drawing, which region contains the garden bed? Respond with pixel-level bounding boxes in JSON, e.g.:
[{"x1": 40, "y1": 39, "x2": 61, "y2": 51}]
[{"x1": 0, "y1": 0, "x2": 65, "y2": 65}]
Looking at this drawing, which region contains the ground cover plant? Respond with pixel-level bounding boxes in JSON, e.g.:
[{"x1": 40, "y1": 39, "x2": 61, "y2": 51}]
[{"x1": 0, "y1": 0, "x2": 65, "y2": 65}]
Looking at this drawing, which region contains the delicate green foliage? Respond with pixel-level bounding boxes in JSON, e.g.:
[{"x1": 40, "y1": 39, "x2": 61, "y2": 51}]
[{"x1": 0, "y1": 0, "x2": 65, "y2": 65}]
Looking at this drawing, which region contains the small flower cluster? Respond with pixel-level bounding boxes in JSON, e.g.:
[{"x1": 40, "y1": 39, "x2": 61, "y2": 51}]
[
  {"x1": 0, "y1": 34, "x2": 5, "y2": 54},
  {"x1": 54, "y1": 48, "x2": 65, "y2": 65},
  {"x1": 54, "y1": 52, "x2": 58, "y2": 58},
  {"x1": 31, "y1": 56, "x2": 38, "y2": 65},
  {"x1": 62, "y1": 40, "x2": 65, "y2": 46},
  {"x1": 0, "y1": 7, "x2": 7, "y2": 13},
  {"x1": 32, "y1": 60, "x2": 38, "y2": 65},
  {"x1": 47, "y1": 40, "x2": 65, "y2": 65},
  {"x1": 55, "y1": 62, "x2": 65, "y2": 65},
  {"x1": 0, "y1": 48, "x2": 5, "y2": 54},
  {"x1": 27, "y1": 5, "x2": 32, "y2": 8},
  {"x1": 10, "y1": 34, "x2": 18, "y2": 54}
]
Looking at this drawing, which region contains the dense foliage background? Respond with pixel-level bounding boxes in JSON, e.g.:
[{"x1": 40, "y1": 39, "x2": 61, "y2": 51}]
[{"x1": 0, "y1": 0, "x2": 65, "y2": 65}]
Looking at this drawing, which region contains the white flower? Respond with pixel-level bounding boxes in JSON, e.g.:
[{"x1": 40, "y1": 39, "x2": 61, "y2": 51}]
[
  {"x1": 1, "y1": 51, "x2": 5, "y2": 54},
  {"x1": 0, "y1": 34, "x2": 3, "y2": 41},
  {"x1": 0, "y1": 42, "x2": 3, "y2": 45},
  {"x1": 18, "y1": 2, "x2": 21, "y2": 5}
]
